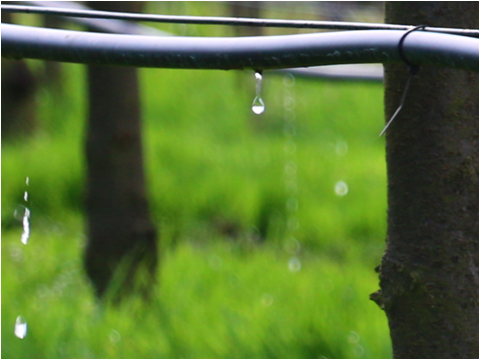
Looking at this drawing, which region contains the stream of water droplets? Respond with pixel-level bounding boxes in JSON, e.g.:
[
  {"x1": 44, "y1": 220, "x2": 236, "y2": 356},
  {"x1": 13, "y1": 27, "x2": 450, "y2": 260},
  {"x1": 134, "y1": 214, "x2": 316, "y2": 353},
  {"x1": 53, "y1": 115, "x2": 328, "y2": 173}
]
[
  {"x1": 15, "y1": 178, "x2": 30, "y2": 340},
  {"x1": 20, "y1": 177, "x2": 30, "y2": 245},
  {"x1": 282, "y1": 73, "x2": 302, "y2": 272}
]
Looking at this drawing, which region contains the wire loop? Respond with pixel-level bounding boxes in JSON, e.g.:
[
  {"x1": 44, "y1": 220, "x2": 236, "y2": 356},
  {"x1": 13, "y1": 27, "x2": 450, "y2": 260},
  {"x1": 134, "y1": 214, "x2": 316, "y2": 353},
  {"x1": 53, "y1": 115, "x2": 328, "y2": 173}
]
[{"x1": 398, "y1": 25, "x2": 427, "y2": 74}]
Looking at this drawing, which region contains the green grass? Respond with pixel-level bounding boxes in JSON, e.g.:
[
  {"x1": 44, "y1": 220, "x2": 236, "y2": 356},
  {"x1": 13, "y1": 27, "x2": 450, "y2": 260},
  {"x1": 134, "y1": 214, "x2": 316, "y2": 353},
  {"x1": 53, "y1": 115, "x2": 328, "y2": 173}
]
[
  {"x1": 2, "y1": 230, "x2": 391, "y2": 358},
  {"x1": 2, "y1": 12, "x2": 391, "y2": 356}
]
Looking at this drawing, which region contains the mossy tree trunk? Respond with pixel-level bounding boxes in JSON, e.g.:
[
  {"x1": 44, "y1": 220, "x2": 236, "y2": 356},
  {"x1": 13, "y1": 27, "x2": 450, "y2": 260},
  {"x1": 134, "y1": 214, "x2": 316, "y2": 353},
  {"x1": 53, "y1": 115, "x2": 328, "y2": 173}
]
[
  {"x1": 84, "y1": 1, "x2": 158, "y2": 300},
  {"x1": 371, "y1": 2, "x2": 478, "y2": 358}
]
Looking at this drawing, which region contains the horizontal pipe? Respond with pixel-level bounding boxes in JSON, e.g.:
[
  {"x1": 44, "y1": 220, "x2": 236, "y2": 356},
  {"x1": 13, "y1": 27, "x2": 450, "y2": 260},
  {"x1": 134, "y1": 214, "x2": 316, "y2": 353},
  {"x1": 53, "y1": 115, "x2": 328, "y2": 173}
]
[
  {"x1": 1, "y1": 24, "x2": 478, "y2": 72},
  {"x1": 20, "y1": 4, "x2": 382, "y2": 83},
  {"x1": 2, "y1": 4, "x2": 479, "y2": 38}
]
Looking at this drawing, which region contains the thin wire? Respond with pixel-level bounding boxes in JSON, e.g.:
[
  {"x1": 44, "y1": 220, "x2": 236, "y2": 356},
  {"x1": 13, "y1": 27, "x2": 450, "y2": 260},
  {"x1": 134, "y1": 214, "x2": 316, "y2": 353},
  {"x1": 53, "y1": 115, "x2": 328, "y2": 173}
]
[
  {"x1": 1, "y1": 4, "x2": 479, "y2": 37},
  {"x1": 379, "y1": 75, "x2": 414, "y2": 137},
  {"x1": 379, "y1": 25, "x2": 427, "y2": 137}
]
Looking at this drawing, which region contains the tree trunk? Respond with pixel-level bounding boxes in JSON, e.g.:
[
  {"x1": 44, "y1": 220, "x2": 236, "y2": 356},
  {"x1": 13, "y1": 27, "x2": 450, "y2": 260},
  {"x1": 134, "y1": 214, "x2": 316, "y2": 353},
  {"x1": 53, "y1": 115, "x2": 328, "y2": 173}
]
[
  {"x1": 84, "y1": 1, "x2": 158, "y2": 300},
  {"x1": 229, "y1": 2, "x2": 263, "y2": 37},
  {"x1": 43, "y1": 14, "x2": 64, "y2": 91},
  {"x1": 371, "y1": 2, "x2": 478, "y2": 358},
  {"x1": 1, "y1": 11, "x2": 38, "y2": 141}
]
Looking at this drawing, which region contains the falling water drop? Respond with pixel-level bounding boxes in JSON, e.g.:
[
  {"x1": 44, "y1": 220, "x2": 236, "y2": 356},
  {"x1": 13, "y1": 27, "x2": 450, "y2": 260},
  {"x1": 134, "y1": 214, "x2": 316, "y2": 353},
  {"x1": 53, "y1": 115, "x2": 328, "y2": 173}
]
[
  {"x1": 348, "y1": 331, "x2": 361, "y2": 343},
  {"x1": 261, "y1": 294, "x2": 274, "y2": 307},
  {"x1": 20, "y1": 177, "x2": 30, "y2": 245},
  {"x1": 14, "y1": 316, "x2": 28, "y2": 339},
  {"x1": 288, "y1": 257, "x2": 302, "y2": 273},
  {"x1": 286, "y1": 197, "x2": 299, "y2": 213},
  {"x1": 252, "y1": 96, "x2": 265, "y2": 115},
  {"x1": 353, "y1": 344, "x2": 365, "y2": 358},
  {"x1": 13, "y1": 206, "x2": 24, "y2": 221},
  {"x1": 251, "y1": 71, "x2": 265, "y2": 114},
  {"x1": 335, "y1": 141, "x2": 349, "y2": 156},
  {"x1": 20, "y1": 207, "x2": 30, "y2": 245},
  {"x1": 283, "y1": 72, "x2": 296, "y2": 87},
  {"x1": 334, "y1": 181, "x2": 349, "y2": 197},
  {"x1": 109, "y1": 330, "x2": 122, "y2": 343},
  {"x1": 284, "y1": 237, "x2": 301, "y2": 255}
]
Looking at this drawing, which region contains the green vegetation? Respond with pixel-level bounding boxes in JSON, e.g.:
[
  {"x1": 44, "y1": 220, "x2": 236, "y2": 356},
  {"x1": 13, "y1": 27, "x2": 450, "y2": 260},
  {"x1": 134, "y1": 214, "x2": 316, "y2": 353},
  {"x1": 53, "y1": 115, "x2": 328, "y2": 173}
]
[
  {"x1": 2, "y1": 4, "x2": 391, "y2": 357},
  {"x1": 2, "y1": 231, "x2": 391, "y2": 359},
  {"x1": 2, "y1": 64, "x2": 391, "y2": 358}
]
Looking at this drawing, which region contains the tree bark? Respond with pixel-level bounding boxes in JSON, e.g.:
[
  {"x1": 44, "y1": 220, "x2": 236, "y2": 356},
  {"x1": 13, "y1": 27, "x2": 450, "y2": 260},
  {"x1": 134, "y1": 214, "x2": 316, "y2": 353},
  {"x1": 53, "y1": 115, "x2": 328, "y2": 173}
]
[
  {"x1": 84, "y1": 1, "x2": 158, "y2": 300},
  {"x1": 371, "y1": 2, "x2": 478, "y2": 358}
]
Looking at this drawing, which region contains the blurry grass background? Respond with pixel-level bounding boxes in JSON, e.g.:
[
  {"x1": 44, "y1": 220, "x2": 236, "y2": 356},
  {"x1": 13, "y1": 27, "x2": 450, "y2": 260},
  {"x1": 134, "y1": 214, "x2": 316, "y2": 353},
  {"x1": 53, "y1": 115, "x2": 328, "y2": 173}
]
[{"x1": 2, "y1": 2, "x2": 391, "y2": 358}]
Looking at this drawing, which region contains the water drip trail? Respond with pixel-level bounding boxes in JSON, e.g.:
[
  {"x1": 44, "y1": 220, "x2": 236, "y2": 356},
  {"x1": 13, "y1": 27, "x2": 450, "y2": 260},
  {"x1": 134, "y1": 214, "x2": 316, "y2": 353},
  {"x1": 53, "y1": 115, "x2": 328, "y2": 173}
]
[
  {"x1": 14, "y1": 316, "x2": 28, "y2": 339},
  {"x1": 20, "y1": 177, "x2": 30, "y2": 245},
  {"x1": 20, "y1": 208, "x2": 30, "y2": 245},
  {"x1": 14, "y1": 178, "x2": 30, "y2": 339},
  {"x1": 251, "y1": 71, "x2": 265, "y2": 114},
  {"x1": 282, "y1": 73, "x2": 301, "y2": 271}
]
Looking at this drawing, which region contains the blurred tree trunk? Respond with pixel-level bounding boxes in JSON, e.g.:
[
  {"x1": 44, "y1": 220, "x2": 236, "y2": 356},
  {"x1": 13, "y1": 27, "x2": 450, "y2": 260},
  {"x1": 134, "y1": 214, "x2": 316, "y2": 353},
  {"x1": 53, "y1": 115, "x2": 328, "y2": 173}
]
[
  {"x1": 43, "y1": 14, "x2": 64, "y2": 91},
  {"x1": 229, "y1": 1, "x2": 263, "y2": 37},
  {"x1": 1, "y1": 11, "x2": 38, "y2": 141},
  {"x1": 84, "y1": 1, "x2": 158, "y2": 300},
  {"x1": 371, "y1": 2, "x2": 478, "y2": 358}
]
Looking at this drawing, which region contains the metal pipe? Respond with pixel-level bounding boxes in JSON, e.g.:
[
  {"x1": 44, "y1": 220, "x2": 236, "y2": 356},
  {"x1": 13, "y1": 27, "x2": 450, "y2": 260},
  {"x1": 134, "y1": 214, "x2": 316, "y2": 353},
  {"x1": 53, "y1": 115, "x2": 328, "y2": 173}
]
[
  {"x1": 2, "y1": 4, "x2": 479, "y2": 38},
  {"x1": 2, "y1": 24, "x2": 478, "y2": 72}
]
